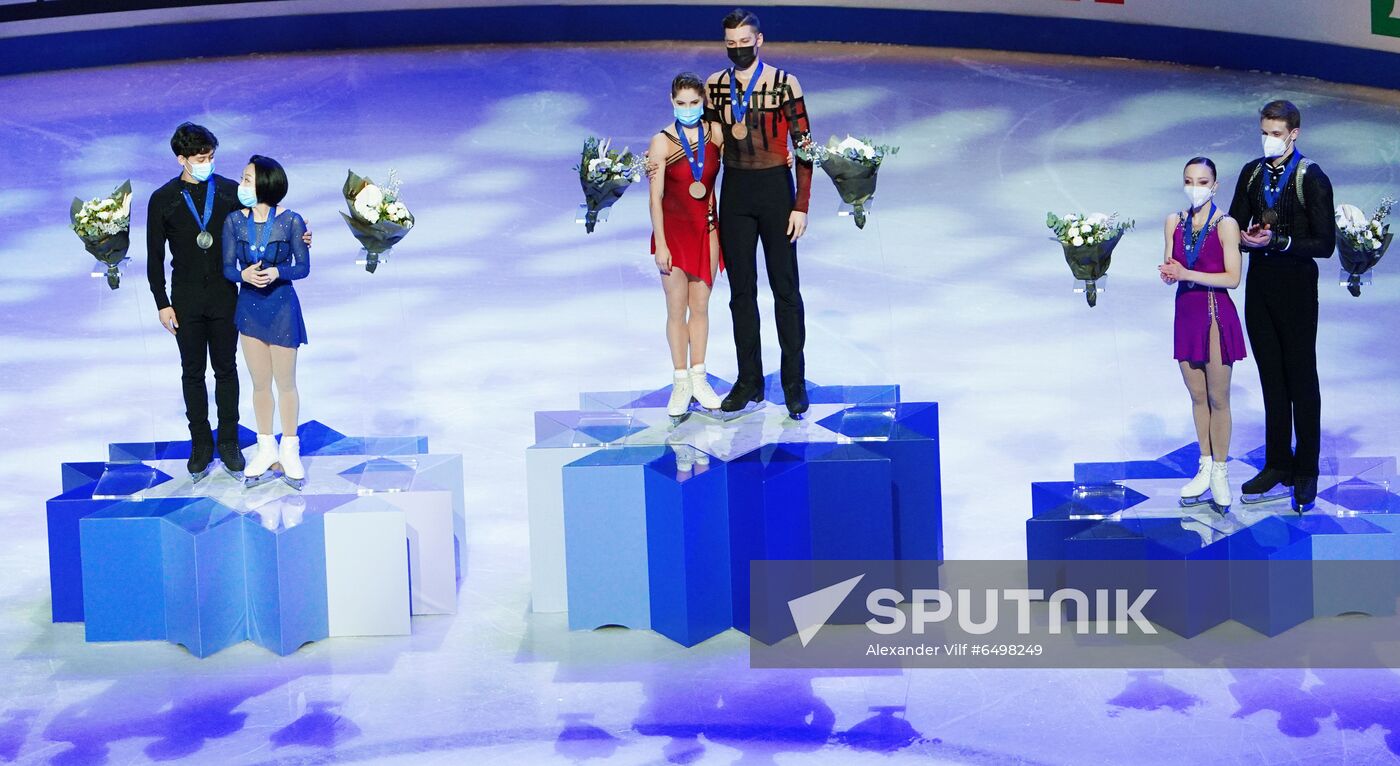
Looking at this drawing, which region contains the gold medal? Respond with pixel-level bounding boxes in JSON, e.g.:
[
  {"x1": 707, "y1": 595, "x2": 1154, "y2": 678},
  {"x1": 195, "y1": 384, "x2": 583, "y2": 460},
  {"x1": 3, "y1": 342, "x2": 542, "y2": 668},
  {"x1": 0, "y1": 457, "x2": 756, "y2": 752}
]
[
  {"x1": 196, "y1": 231, "x2": 213, "y2": 249},
  {"x1": 732, "y1": 121, "x2": 748, "y2": 140},
  {"x1": 689, "y1": 181, "x2": 706, "y2": 199}
]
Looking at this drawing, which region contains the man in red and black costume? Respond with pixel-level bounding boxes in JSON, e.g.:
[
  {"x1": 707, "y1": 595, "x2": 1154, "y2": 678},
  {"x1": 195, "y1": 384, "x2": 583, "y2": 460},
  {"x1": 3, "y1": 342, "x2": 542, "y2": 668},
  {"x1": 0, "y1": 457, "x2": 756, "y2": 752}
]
[{"x1": 705, "y1": 8, "x2": 813, "y2": 418}]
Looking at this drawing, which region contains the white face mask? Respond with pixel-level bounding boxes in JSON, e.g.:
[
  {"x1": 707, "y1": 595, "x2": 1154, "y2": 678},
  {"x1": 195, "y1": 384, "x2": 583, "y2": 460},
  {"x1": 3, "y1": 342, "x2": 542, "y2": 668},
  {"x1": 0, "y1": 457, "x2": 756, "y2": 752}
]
[
  {"x1": 1262, "y1": 134, "x2": 1289, "y2": 159},
  {"x1": 187, "y1": 160, "x2": 214, "y2": 181},
  {"x1": 1184, "y1": 185, "x2": 1215, "y2": 209}
]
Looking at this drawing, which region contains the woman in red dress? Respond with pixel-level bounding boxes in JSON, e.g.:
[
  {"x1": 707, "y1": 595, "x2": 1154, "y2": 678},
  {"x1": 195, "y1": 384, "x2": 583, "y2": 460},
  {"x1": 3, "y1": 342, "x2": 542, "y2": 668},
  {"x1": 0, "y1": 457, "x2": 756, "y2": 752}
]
[{"x1": 649, "y1": 72, "x2": 726, "y2": 417}]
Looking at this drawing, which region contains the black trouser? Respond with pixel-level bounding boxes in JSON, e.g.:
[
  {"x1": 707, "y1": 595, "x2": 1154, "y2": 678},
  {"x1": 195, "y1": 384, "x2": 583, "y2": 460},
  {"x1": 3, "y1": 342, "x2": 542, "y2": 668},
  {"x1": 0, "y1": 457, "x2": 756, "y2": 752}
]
[
  {"x1": 173, "y1": 301, "x2": 240, "y2": 441},
  {"x1": 1244, "y1": 257, "x2": 1321, "y2": 477},
  {"x1": 719, "y1": 165, "x2": 805, "y2": 388}
]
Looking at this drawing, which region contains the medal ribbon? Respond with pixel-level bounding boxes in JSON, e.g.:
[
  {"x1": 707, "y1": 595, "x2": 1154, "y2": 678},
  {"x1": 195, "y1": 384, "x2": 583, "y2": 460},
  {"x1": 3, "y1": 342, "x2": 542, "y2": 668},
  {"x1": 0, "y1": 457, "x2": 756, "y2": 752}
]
[
  {"x1": 181, "y1": 178, "x2": 216, "y2": 238},
  {"x1": 1262, "y1": 151, "x2": 1301, "y2": 210},
  {"x1": 675, "y1": 121, "x2": 706, "y2": 184},
  {"x1": 728, "y1": 61, "x2": 765, "y2": 126},
  {"x1": 246, "y1": 207, "x2": 277, "y2": 262},
  {"x1": 1182, "y1": 202, "x2": 1216, "y2": 269}
]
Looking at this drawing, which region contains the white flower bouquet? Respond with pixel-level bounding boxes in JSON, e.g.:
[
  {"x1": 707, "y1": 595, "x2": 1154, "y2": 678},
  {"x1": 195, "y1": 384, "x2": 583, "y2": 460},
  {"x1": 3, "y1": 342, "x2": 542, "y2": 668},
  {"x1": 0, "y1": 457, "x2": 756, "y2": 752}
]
[
  {"x1": 70, "y1": 180, "x2": 133, "y2": 290},
  {"x1": 341, "y1": 169, "x2": 414, "y2": 273},
  {"x1": 1335, "y1": 198, "x2": 1394, "y2": 297},
  {"x1": 795, "y1": 134, "x2": 899, "y2": 229},
  {"x1": 1046, "y1": 211, "x2": 1134, "y2": 307},
  {"x1": 576, "y1": 137, "x2": 644, "y2": 233}
]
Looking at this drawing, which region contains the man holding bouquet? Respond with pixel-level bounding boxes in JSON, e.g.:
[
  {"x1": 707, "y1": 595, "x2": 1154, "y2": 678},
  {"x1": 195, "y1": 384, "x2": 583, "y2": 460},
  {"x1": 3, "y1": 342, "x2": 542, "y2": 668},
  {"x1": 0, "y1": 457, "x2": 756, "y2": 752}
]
[
  {"x1": 706, "y1": 7, "x2": 814, "y2": 418},
  {"x1": 1228, "y1": 100, "x2": 1336, "y2": 511}
]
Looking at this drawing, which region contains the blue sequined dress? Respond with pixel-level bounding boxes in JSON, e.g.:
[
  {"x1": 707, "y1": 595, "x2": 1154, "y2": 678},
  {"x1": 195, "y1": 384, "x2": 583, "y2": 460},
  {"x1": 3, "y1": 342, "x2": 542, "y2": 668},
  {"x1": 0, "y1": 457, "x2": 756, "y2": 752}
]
[{"x1": 221, "y1": 208, "x2": 310, "y2": 347}]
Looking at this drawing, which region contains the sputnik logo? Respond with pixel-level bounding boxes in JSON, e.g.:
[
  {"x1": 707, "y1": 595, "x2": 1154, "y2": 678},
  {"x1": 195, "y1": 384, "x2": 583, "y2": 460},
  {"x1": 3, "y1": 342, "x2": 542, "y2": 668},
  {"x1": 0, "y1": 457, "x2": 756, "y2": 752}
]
[{"x1": 787, "y1": 575, "x2": 864, "y2": 647}]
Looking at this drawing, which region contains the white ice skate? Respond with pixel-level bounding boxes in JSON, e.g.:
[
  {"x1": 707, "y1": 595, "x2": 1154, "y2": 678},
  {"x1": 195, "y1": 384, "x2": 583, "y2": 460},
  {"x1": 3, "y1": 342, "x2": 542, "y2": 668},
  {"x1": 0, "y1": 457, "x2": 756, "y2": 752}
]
[
  {"x1": 1178, "y1": 456, "x2": 1212, "y2": 507},
  {"x1": 689, "y1": 364, "x2": 723, "y2": 410},
  {"x1": 1209, "y1": 461, "x2": 1231, "y2": 511},
  {"x1": 243, "y1": 434, "x2": 280, "y2": 488},
  {"x1": 667, "y1": 371, "x2": 693, "y2": 422},
  {"x1": 280, "y1": 435, "x2": 306, "y2": 491}
]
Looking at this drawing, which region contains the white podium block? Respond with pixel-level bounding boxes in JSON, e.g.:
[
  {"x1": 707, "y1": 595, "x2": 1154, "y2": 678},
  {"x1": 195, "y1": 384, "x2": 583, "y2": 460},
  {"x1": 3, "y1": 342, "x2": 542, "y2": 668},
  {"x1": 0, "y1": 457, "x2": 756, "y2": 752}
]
[
  {"x1": 378, "y1": 490, "x2": 457, "y2": 615},
  {"x1": 323, "y1": 496, "x2": 411, "y2": 637},
  {"x1": 526, "y1": 444, "x2": 602, "y2": 612}
]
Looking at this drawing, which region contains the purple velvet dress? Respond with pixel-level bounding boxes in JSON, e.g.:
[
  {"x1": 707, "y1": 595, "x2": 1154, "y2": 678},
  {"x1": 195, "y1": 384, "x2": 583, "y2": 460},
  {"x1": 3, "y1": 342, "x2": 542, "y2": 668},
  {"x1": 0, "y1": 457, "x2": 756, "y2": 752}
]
[{"x1": 1173, "y1": 218, "x2": 1246, "y2": 365}]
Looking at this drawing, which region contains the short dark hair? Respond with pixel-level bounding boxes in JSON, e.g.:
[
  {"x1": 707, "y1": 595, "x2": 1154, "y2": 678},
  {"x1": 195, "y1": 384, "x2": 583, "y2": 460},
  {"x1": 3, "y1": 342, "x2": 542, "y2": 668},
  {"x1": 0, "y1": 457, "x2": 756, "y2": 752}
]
[
  {"x1": 1259, "y1": 100, "x2": 1301, "y2": 131},
  {"x1": 671, "y1": 72, "x2": 704, "y2": 98},
  {"x1": 723, "y1": 8, "x2": 760, "y2": 34},
  {"x1": 170, "y1": 122, "x2": 218, "y2": 158},
  {"x1": 248, "y1": 155, "x2": 288, "y2": 205},
  {"x1": 1184, "y1": 156, "x2": 1217, "y2": 180}
]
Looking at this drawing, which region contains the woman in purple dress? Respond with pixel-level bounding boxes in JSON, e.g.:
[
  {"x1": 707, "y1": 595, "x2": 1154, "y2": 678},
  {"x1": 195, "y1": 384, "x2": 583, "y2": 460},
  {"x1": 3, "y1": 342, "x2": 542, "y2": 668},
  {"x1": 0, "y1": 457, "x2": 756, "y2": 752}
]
[{"x1": 1159, "y1": 156, "x2": 1245, "y2": 510}]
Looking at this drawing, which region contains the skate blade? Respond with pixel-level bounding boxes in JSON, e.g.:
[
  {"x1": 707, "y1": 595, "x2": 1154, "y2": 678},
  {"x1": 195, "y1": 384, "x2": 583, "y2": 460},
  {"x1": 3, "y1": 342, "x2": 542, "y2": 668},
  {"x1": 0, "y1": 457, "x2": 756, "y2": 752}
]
[
  {"x1": 668, "y1": 412, "x2": 691, "y2": 427},
  {"x1": 786, "y1": 409, "x2": 806, "y2": 421},
  {"x1": 1292, "y1": 500, "x2": 1315, "y2": 514},
  {"x1": 1241, "y1": 488, "x2": 1291, "y2": 505},
  {"x1": 281, "y1": 475, "x2": 306, "y2": 492},
  {"x1": 189, "y1": 467, "x2": 212, "y2": 484},
  {"x1": 222, "y1": 465, "x2": 245, "y2": 482},
  {"x1": 244, "y1": 471, "x2": 280, "y2": 489},
  {"x1": 1179, "y1": 495, "x2": 1211, "y2": 508}
]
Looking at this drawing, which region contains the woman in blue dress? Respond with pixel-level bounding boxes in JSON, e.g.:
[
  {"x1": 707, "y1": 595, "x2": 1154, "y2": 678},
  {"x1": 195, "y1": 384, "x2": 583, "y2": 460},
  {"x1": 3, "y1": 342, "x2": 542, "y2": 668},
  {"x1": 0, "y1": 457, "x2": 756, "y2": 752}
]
[{"x1": 222, "y1": 155, "x2": 311, "y2": 488}]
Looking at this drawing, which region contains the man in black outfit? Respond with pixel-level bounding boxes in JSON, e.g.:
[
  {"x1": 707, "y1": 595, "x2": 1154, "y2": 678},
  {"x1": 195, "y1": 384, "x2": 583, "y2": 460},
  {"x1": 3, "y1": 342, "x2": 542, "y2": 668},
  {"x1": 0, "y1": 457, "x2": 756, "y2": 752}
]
[
  {"x1": 146, "y1": 123, "x2": 245, "y2": 479},
  {"x1": 1228, "y1": 100, "x2": 1335, "y2": 511}
]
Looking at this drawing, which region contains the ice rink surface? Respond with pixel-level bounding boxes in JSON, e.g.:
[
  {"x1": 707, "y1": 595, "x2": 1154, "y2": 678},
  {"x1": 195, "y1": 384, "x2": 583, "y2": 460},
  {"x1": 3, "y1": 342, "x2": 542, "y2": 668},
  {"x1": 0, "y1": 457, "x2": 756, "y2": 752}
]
[{"x1": 2, "y1": 41, "x2": 1400, "y2": 764}]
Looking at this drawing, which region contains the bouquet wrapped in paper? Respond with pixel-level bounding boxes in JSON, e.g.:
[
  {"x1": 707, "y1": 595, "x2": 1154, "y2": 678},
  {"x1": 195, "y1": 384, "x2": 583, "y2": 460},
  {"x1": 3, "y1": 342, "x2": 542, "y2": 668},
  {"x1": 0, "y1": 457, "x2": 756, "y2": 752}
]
[
  {"x1": 1047, "y1": 211, "x2": 1134, "y2": 307},
  {"x1": 1335, "y1": 198, "x2": 1394, "y2": 297},
  {"x1": 795, "y1": 134, "x2": 898, "y2": 229},
  {"x1": 341, "y1": 169, "x2": 414, "y2": 273},
  {"x1": 70, "y1": 180, "x2": 133, "y2": 290},
  {"x1": 576, "y1": 137, "x2": 644, "y2": 233}
]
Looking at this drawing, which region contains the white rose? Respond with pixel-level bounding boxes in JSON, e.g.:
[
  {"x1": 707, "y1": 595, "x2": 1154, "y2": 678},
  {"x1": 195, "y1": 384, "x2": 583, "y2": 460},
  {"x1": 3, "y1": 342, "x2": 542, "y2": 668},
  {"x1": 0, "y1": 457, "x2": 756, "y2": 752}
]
[
  {"x1": 1336, "y1": 204, "x2": 1367, "y2": 230},
  {"x1": 836, "y1": 135, "x2": 869, "y2": 155},
  {"x1": 96, "y1": 210, "x2": 111, "y2": 221},
  {"x1": 1068, "y1": 226, "x2": 1080, "y2": 237},
  {"x1": 1071, "y1": 236, "x2": 1085, "y2": 247}
]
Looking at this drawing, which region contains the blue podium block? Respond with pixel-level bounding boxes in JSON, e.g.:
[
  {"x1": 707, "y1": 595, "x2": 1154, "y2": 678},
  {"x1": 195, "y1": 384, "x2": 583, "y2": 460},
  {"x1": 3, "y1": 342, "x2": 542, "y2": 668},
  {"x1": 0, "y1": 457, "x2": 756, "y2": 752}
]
[
  {"x1": 161, "y1": 501, "x2": 248, "y2": 658},
  {"x1": 244, "y1": 495, "x2": 335, "y2": 655},
  {"x1": 46, "y1": 483, "x2": 119, "y2": 622},
  {"x1": 1138, "y1": 521, "x2": 1232, "y2": 638},
  {"x1": 563, "y1": 446, "x2": 668, "y2": 631},
  {"x1": 297, "y1": 420, "x2": 430, "y2": 456},
  {"x1": 60, "y1": 462, "x2": 106, "y2": 493},
  {"x1": 1285, "y1": 515, "x2": 1400, "y2": 619},
  {"x1": 817, "y1": 404, "x2": 942, "y2": 561},
  {"x1": 1228, "y1": 517, "x2": 1314, "y2": 637},
  {"x1": 644, "y1": 449, "x2": 731, "y2": 647},
  {"x1": 80, "y1": 497, "x2": 205, "y2": 642},
  {"x1": 727, "y1": 443, "x2": 894, "y2": 642}
]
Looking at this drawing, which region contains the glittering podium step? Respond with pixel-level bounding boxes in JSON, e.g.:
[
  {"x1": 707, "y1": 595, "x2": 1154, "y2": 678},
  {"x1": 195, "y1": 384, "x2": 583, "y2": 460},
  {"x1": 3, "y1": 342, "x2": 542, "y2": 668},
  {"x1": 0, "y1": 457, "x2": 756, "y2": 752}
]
[
  {"x1": 531, "y1": 377, "x2": 943, "y2": 647},
  {"x1": 47, "y1": 423, "x2": 463, "y2": 656},
  {"x1": 1028, "y1": 445, "x2": 1400, "y2": 638}
]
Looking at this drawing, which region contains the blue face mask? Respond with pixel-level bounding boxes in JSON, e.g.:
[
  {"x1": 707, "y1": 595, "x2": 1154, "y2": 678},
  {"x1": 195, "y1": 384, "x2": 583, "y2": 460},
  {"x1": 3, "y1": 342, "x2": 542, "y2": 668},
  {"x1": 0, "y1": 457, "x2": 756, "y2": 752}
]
[
  {"x1": 674, "y1": 104, "x2": 704, "y2": 127},
  {"x1": 187, "y1": 160, "x2": 214, "y2": 182},
  {"x1": 237, "y1": 184, "x2": 258, "y2": 208}
]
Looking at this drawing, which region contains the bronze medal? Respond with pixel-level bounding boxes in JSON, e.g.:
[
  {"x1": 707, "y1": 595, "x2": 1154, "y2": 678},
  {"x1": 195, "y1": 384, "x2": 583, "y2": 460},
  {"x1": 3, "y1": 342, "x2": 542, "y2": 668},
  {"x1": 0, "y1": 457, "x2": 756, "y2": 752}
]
[
  {"x1": 731, "y1": 121, "x2": 748, "y2": 140},
  {"x1": 689, "y1": 181, "x2": 706, "y2": 199}
]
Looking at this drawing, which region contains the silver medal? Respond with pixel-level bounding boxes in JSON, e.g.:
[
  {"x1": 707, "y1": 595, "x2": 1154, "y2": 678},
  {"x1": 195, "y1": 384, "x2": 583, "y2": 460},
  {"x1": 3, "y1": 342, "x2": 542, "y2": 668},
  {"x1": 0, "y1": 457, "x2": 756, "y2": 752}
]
[{"x1": 196, "y1": 231, "x2": 213, "y2": 249}]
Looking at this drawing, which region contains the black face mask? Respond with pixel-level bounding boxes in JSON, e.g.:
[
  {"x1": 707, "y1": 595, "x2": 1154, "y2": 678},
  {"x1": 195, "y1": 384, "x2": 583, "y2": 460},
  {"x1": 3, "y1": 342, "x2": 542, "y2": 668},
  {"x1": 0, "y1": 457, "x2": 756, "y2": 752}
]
[{"x1": 727, "y1": 45, "x2": 757, "y2": 70}]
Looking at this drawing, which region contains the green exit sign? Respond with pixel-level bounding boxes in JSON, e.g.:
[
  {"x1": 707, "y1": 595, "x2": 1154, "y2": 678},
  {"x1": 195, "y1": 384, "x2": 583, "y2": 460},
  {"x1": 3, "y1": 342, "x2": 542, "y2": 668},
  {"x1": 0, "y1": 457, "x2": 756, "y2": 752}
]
[{"x1": 1376, "y1": 0, "x2": 1400, "y2": 37}]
